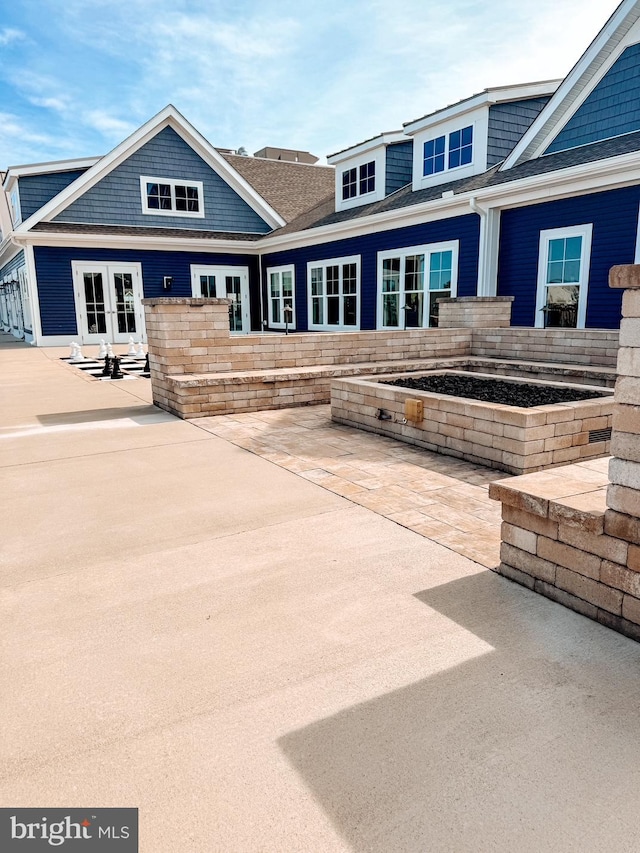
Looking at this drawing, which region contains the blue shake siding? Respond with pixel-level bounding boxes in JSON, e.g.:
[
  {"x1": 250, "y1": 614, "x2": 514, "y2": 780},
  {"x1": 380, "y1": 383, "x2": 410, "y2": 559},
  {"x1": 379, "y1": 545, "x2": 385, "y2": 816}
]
[
  {"x1": 546, "y1": 43, "x2": 640, "y2": 154},
  {"x1": 18, "y1": 170, "x2": 88, "y2": 220},
  {"x1": 34, "y1": 246, "x2": 260, "y2": 336},
  {"x1": 53, "y1": 127, "x2": 272, "y2": 234},
  {"x1": 0, "y1": 249, "x2": 25, "y2": 279},
  {"x1": 385, "y1": 142, "x2": 413, "y2": 195},
  {"x1": 497, "y1": 184, "x2": 640, "y2": 328},
  {"x1": 261, "y1": 214, "x2": 480, "y2": 331}
]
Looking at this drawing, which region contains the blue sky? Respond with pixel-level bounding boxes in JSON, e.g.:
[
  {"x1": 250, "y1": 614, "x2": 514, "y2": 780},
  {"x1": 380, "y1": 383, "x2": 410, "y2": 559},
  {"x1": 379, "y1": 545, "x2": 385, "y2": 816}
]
[{"x1": 0, "y1": 0, "x2": 622, "y2": 168}]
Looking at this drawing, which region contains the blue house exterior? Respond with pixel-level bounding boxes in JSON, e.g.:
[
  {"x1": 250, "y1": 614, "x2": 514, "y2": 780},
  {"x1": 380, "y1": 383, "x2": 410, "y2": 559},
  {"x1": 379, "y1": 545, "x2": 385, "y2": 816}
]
[{"x1": 3, "y1": 0, "x2": 640, "y2": 346}]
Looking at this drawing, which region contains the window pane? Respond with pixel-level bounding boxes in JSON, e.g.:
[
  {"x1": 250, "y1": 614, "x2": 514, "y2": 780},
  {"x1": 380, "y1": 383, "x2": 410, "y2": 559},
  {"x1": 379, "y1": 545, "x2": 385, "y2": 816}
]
[
  {"x1": 311, "y1": 268, "x2": 323, "y2": 295},
  {"x1": 563, "y1": 260, "x2": 581, "y2": 283},
  {"x1": 342, "y1": 263, "x2": 357, "y2": 294},
  {"x1": 342, "y1": 168, "x2": 357, "y2": 200},
  {"x1": 429, "y1": 289, "x2": 449, "y2": 327},
  {"x1": 326, "y1": 266, "x2": 340, "y2": 295},
  {"x1": 548, "y1": 239, "x2": 566, "y2": 262},
  {"x1": 271, "y1": 300, "x2": 281, "y2": 323},
  {"x1": 312, "y1": 297, "x2": 323, "y2": 325},
  {"x1": 449, "y1": 149, "x2": 461, "y2": 169},
  {"x1": 565, "y1": 236, "x2": 582, "y2": 260},
  {"x1": 270, "y1": 273, "x2": 280, "y2": 297},
  {"x1": 382, "y1": 258, "x2": 400, "y2": 292},
  {"x1": 405, "y1": 255, "x2": 424, "y2": 292},
  {"x1": 344, "y1": 295, "x2": 357, "y2": 326},
  {"x1": 327, "y1": 296, "x2": 340, "y2": 325},
  {"x1": 404, "y1": 292, "x2": 423, "y2": 328},
  {"x1": 383, "y1": 293, "x2": 399, "y2": 327},
  {"x1": 282, "y1": 271, "x2": 293, "y2": 296},
  {"x1": 547, "y1": 260, "x2": 565, "y2": 284}
]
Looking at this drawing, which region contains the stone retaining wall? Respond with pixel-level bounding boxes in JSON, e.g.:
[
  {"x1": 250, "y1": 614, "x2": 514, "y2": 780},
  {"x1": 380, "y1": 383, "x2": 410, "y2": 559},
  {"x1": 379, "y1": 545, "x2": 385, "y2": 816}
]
[
  {"x1": 472, "y1": 328, "x2": 619, "y2": 367},
  {"x1": 489, "y1": 265, "x2": 640, "y2": 641},
  {"x1": 438, "y1": 296, "x2": 514, "y2": 328}
]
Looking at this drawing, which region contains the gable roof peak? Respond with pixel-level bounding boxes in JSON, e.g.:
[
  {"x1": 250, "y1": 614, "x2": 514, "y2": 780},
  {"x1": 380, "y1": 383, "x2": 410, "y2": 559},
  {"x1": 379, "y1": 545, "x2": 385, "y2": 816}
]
[{"x1": 501, "y1": 0, "x2": 640, "y2": 169}]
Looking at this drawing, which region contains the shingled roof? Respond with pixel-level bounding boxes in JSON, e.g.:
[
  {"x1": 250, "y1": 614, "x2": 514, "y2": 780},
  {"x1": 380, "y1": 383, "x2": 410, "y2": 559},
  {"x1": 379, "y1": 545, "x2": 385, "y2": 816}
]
[
  {"x1": 219, "y1": 153, "x2": 335, "y2": 223},
  {"x1": 273, "y1": 130, "x2": 640, "y2": 235}
]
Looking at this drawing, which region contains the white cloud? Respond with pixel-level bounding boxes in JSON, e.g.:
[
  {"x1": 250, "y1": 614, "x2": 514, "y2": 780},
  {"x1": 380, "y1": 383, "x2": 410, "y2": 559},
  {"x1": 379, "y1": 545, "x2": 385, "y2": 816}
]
[
  {"x1": 0, "y1": 28, "x2": 25, "y2": 47},
  {"x1": 83, "y1": 110, "x2": 136, "y2": 138}
]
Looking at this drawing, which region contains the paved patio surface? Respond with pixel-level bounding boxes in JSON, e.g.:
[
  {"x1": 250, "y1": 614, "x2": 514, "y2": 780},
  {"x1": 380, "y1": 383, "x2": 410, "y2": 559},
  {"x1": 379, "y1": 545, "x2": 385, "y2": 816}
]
[
  {"x1": 197, "y1": 408, "x2": 505, "y2": 568},
  {"x1": 3, "y1": 334, "x2": 640, "y2": 852}
]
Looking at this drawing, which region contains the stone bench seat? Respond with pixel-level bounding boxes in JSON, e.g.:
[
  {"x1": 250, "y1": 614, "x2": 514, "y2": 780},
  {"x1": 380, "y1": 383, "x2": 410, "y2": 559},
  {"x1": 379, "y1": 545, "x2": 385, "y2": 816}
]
[{"x1": 167, "y1": 357, "x2": 470, "y2": 389}]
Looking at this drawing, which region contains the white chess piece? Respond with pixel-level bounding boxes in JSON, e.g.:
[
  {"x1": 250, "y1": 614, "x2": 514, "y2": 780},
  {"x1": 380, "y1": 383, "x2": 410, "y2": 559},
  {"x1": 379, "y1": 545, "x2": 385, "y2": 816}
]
[
  {"x1": 73, "y1": 345, "x2": 85, "y2": 362},
  {"x1": 98, "y1": 339, "x2": 107, "y2": 358},
  {"x1": 135, "y1": 342, "x2": 145, "y2": 360},
  {"x1": 69, "y1": 342, "x2": 78, "y2": 358},
  {"x1": 107, "y1": 343, "x2": 114, "y2": 358},
  {"x1": 127, "y1": 336, "x2": 137, "y2": 356}
]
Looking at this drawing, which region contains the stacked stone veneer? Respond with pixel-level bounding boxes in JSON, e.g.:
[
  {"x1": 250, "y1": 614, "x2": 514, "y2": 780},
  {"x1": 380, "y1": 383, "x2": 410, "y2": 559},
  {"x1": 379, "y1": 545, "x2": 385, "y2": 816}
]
[
  {"x1": 332, "y1": 373, "x2": 613, "y2": 475},
  {"x1": 143, "y1": 297, "x2": 620, "y2": 418},
  {"x1": 473, "y1": 327, "x2": 619, "y2": 367},
  {"x1": 438, "y1": 296, "x2": 514, "y2": 328},
  {"x1": 142, "y1": 298, "x2": 471, "y2": 417},
  {"x1": 489, "y1": 265, "x2": 640, "y2": 642}
]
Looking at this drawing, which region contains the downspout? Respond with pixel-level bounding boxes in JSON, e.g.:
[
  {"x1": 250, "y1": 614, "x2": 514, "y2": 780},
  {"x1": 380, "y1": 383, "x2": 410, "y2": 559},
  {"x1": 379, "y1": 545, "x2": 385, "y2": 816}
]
[
  {"x1": 469, "y1": 196, "x2": 498, "y2": 298},
  {"x1": 257, "y1": 250, "x2": 265, "y2": 332}
]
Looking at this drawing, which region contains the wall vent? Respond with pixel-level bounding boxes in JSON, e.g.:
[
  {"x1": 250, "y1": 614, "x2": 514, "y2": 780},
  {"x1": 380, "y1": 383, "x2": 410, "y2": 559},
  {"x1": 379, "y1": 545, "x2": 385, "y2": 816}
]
[{"x1": 588, "y1": 427, "x2": 612, "y2": 444}]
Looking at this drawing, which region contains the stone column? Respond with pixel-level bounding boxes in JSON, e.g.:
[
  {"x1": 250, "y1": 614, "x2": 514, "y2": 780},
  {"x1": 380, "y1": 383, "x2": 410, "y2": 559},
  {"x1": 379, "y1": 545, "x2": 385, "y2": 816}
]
[
  {"x1": 605, "y1": 265, "x2": 640, "y2": 546},
  {"x1": 437, "y1": 296, "x2": 514, "y2": 328}
]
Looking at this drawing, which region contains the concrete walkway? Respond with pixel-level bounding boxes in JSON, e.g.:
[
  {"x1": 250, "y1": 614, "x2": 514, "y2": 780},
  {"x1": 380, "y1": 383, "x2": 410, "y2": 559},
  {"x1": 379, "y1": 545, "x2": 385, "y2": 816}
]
[{"x1": 3, "y1": 335, "x2": 640, "y2": 852}]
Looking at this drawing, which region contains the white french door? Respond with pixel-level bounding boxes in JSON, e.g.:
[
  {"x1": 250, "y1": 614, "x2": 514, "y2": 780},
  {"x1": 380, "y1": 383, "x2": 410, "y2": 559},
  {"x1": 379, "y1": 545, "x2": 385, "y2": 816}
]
[
  {"x1": 73, "y1": 262, "x2": 144, "y2": 344},
  {"x1": 190, "y1": 265, "x2": 251, "y2": 334}
]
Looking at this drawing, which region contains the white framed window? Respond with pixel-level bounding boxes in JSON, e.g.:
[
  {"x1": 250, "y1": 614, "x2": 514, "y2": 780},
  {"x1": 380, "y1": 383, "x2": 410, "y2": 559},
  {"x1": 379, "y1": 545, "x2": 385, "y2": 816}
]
[
  {"x1": 341, "y1": 161, "x2": 375, "y2": 201},
  {"x1": 267, "y1": 265, "x2": 295, "y2": 329},
  {"x1": 422, "y1": 126, "x2": 473, "y2": 177},
  {"x1": 307, "y1": 255, "x2": 360, "y2": 330},
  {"x1": 9, "y1": 187, "x2": 21, "y2": 226},
  {"x1": 377, "y1": 241, "x2": 459, "y2": 329},
  {"x1": 140, "y1": 176, "x2": 204, "y2": 218},
  {"x1": 535, "y1": 225, "x2": 592, "y2": 329}
]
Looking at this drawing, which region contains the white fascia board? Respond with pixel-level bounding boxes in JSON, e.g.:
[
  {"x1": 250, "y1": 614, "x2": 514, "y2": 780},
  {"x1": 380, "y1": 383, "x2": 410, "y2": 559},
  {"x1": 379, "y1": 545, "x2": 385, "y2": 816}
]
[
  {"x1": 2, "y1": 158, "x2": 101, "y2": 190},
  {"x1": 403, "y1": 81, "x2": 561, "y2": 137},
  {"x1": 260, "y1": 149, "x2": 640, "y2": 253},
  {"x1": 327, "y1": 132, "x2": 409, "y2": 164},
  {"x1": 13, "y1": 105, "x2": 285, "y2": 235},
  {"x1": 502, "y1": 0, "x2": 640, "y2": 169},
  {"x1": 0, "y1": 236, "x2": 22, "y2": 268},
  {"x1": 10, "y1": 229, "x2": 261, "y2": 255}
]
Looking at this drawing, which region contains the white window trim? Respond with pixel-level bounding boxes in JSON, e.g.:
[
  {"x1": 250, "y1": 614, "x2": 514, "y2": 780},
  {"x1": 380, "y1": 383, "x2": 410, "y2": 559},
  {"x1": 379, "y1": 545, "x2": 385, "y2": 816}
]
[
  {"x1": 422, "y1": 125, "x2": 475, "y2": 178},
  {"x1": 376, "y1": 240, "x2": 459, "y2": 330},
  {"x1": 634, "y1": 202, "x2": 640, "y2": 263},
  {"x1": 307, "y1": 255, "x2": 361, "y2": 331},
  {"x1": 266, "y1": 264, "x2": 296, "y2": 330},
  {"x1": 10, "y1": 186, "x2": 21, "y2": 226},
  {"x1": 341, "y1": 160, "x2": 376, "y2": 202},
  {"x1": 140, "y1": 176, "x2": 204, "y2": 218},
  {"x1": 535, "y1": 224, "x2": 592, "y2": 329}
]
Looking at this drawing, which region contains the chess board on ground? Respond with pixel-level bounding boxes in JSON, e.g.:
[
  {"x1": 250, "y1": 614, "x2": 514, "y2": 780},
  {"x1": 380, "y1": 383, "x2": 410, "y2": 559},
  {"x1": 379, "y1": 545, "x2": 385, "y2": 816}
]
[{"x1": 61, "y1": 355, "x2": 150, "y2": 380}]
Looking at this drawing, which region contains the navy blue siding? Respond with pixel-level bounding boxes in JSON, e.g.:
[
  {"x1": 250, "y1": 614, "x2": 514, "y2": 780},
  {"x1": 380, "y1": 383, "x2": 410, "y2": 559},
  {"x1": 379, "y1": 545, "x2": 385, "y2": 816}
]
[
  {"x1": 547, "y1": 43, "x2": 640, "y2": 154},
  {"x1": 488, "y1": 98, "x2": 551, "y2": 166},
  {"x1": 34, "y1": 246, "x2": 260, "y2": 336},
  {"x1": 53, "y1": 127, "x2": 272, "y2": 234},
  {"x1": 498, "y1": 185, "x2": 640, "y2": 328},
  {"x1": 0, "y1": 249, "x2": 25, "y2": 280},
  {"x1": 18, "y1": 170, "x2": 88, "y2": 220},
  {"x1": 261, "y1": 215, "x2": 480, "y2": 331},
  {"x1": 385, "y1": 141, "x2": 413, "y2": 195}
]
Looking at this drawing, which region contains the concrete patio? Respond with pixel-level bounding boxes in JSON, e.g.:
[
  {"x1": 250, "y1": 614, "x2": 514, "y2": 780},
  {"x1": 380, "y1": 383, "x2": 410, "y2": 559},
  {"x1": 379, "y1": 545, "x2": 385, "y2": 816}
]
[{"x1": 3, "y1": 334, "x2": 640, "y2": 852}]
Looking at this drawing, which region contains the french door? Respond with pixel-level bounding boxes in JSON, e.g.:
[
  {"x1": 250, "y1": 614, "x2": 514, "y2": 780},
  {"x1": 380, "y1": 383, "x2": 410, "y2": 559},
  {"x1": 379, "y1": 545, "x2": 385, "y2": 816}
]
[
  {"x1": 72, "y1": 262, "x2": 144, "y2": 344},
  {"x1": 190, "y1": 265, "x2": 251, "y2": 333}
]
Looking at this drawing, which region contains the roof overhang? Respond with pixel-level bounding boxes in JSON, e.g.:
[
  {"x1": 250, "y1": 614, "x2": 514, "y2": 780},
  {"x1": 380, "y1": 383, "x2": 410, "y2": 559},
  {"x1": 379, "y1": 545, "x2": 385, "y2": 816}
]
[
  {"x1": 12, "y1": 105, "x2": 286, "y2": 235},
  {"x1": 502, "y1": 0, "x2": 640, "y2": 169},
  {"x1": 327, "y1": 132, "x2": 409, "y2": 163},
  {"x1": 403, "y1": 80, "x2": 561, "y2": 136}
]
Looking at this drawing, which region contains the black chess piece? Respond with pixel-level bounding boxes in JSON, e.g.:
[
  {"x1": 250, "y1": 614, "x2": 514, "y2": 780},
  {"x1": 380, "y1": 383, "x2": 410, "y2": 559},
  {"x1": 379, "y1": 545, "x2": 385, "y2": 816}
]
[
  {"x1": 101, "y1": 355, "x2": 111, "y2": 377},
  {"x1": 144, "y1": 353, "x2": 150, "y2": 373},
  {"x1": 110, "y1": 355, "x2": 124, "y2": 379}
]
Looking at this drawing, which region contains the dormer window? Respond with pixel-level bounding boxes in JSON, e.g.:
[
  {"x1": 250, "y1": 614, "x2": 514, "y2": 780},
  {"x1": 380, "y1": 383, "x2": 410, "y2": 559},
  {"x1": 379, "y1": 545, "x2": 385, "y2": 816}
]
[
  {"x1": 342, "y1": 168, "x2": 357, "y2": 200},
  {"x1": 423, "y1": 136, "x2": 445, "y2": 175},
  {"x1": 422, "y1": 125, "x2": 474, "y2": 177},
  {"x1": 341, "y1": 161, "x2": 375, "y2": 200},
  {"x1": 448, "y1": 126, "x2": 473, "y2": 168},
  {"x1": 9, "y1": 186, "x2": 21, "y2": 226},
  {"x1": 140, "y1": 176, "x2": 204, "y2": 217}
]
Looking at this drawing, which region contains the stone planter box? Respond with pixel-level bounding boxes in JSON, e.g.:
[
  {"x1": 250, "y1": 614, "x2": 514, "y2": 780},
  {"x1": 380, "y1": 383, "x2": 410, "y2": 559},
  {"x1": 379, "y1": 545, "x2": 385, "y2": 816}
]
[{"x1": 331, "y1": 370, "x2": 614, "y2": 475}]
